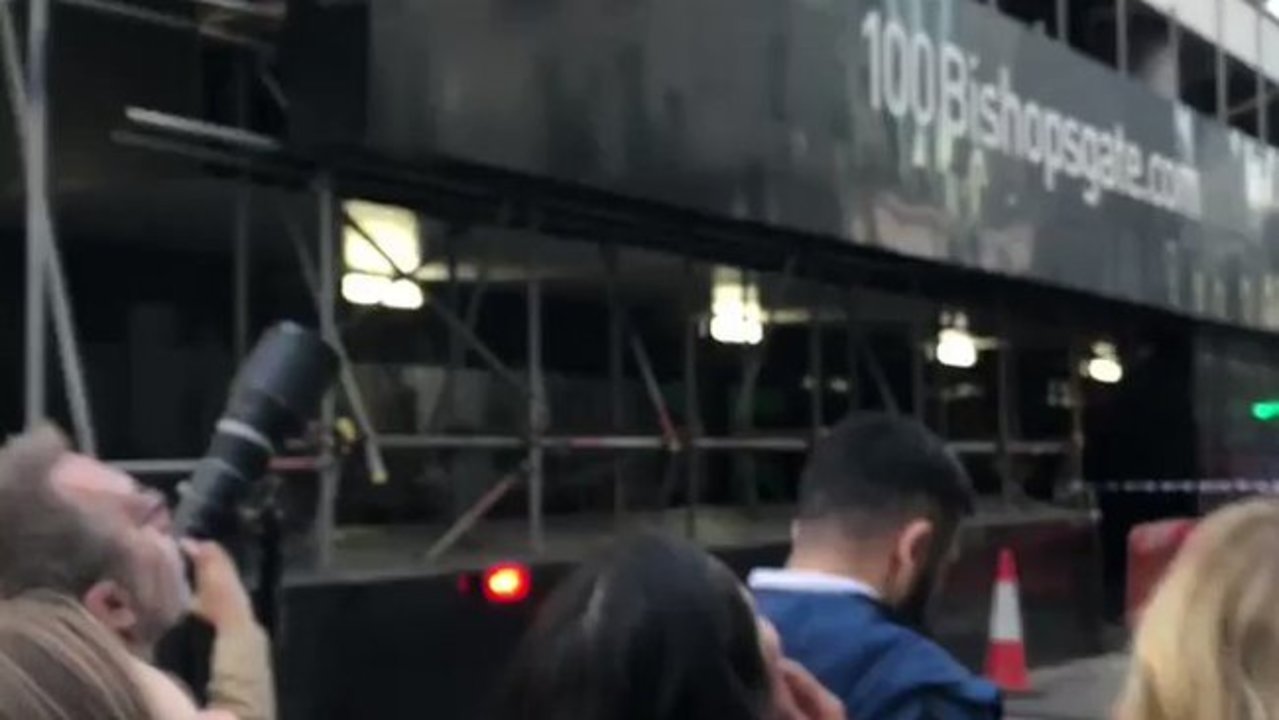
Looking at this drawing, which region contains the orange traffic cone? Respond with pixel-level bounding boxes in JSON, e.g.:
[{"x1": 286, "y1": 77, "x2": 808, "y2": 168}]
[{"x1": 984, "y1": 548, "x2": 1031, "y2": 693}]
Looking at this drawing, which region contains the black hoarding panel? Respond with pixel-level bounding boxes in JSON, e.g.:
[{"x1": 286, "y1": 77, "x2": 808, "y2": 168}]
[{"x1": 285, "y1": 0, "x2": 1279, "y2": 333}]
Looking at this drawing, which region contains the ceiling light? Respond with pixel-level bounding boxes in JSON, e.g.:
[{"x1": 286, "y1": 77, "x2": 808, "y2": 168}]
[
  {"x1": 343, "y1": 200, "x2": 421, "y2": 275},
  {"x1": 1083, "y1": 342, "x2": 1123, "y2": 384},
  {"x1": 936, "y1": 328, "x2": 978, "y2": 368},
  {"x1": 709, "y1": 267, "x2": 765, "y2": 345},
  {"x1": 341, "y1": 200, "x2": 426, "y2": 310},
  {"x1": 380, "y1": 279, "x2": 426, "y2": 310},
  {"x1": 935, "y1": 312, "x2": 978, "y2": 368},
  {"x1": 341, "y1": 273, "x2": 389, "y2": 306}
]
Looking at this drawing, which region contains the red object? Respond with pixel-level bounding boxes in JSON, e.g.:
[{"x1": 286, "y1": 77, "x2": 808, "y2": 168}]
[
  {"x1": 482, "y1": 562, "x2": 532, "y2": 604},
  {"x1": 996, "y1": 547, "x2": 1017, "y2": 582},
  {"x1": 984, "y1": 548, "x2": 1031, "y2": 693},
  {"x1": 1125, "y1": 519, "x2": 1196, "y2": 629}
]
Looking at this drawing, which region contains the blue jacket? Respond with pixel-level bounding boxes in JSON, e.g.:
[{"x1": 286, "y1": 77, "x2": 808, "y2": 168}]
[{"x1": 754, "y1": 586, "x2": 1002, "y2": 720}]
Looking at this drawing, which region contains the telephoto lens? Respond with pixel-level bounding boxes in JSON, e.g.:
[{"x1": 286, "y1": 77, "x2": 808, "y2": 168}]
[{"x1": 174, "y1": 322, "x2": 338, "y2": 540}]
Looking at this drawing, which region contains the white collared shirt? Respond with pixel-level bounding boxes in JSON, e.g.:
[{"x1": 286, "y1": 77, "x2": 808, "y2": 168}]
[{"x1": 747, "y1": 568, "x2": 881, "y2": 600}]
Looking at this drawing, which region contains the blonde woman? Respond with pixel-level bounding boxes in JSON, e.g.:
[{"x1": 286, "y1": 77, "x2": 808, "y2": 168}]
[
  {"x1": 1117, "y1": 498, "x2": 1279, "y2": 720},
  {"x1": 0, "y1": 594, "x2": 236, "y2": 720}
]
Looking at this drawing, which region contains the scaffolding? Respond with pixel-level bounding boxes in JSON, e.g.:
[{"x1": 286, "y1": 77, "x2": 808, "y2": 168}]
[{"x1": 2, "y1": 0, "x2": 1088, "y2": 573}]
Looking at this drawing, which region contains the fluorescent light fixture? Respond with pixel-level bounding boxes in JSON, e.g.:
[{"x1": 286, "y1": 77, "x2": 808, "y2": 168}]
[
  {"x1": 936, "y1": 327, "x2": 978, "y2": 369},
  {"x1": 381, "y1": 279, "x2": 426, "y2": 310},
  {"x1": 709, "y1": 267, "x2": 765, "y2": 345},
  {"x1": 341, "y1": 200, "x2": 425, "y2": 310},
  {"x1": 341, "y1": 273, "x2": 389, "y2": 306},
  {"x1": 343, "y1": 200, "x2": 421, "y2": 274},
  {"x1": 1084, "y1": 342, "x2": 1123, "y2": 384}
]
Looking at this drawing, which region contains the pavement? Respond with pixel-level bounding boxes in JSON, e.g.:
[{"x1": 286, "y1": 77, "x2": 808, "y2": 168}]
[{"x1": 1005, "y1": 654, "x2": 1128, "y2": 720}]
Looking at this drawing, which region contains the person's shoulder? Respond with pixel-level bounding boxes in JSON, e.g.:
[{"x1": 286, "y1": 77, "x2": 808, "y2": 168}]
[
  {"x1": 874, "y1": 632, "x2": 1001, "y2": 709},
  {"x1": 754, "y1": 585, "x2": 881, "y2": 621},
  {"x1": 879, "y1": 627, "x2": 971, "y2": 677}
]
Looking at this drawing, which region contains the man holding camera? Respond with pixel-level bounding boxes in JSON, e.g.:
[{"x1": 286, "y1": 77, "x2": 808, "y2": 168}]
[{"x1": 0, "y1": 425, "x2": 275, "y2": 720}]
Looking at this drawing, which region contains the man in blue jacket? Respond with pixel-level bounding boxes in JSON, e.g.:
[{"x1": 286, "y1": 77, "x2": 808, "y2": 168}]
[{"x1": 751, "y1": 413, "x2": 1001, "y2": 720}]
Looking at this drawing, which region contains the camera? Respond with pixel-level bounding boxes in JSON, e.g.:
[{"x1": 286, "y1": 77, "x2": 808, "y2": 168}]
[{"x1": 174, "y1": 322, "x2": 338, "y2": 540}]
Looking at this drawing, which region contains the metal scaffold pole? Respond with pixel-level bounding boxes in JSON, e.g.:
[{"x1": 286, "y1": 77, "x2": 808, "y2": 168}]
[
  {"x1": 5, "y1": 0, "x2": 96, "y2": 452},
  {"x1": 604, "y1": 245, "x2": 626, "y2": 521},
  {"x1": 527, "y1": 261, "x2": 546, "y2": 553},
  {"x1": 683, "y1": 258, "x2": 702, "y2": 539},
  {"x1": 232, "y1": 58, "x2": 251, "y2": 361},
  {"x1": 24, "y1": 0, "x2": 51, "y2": 429},
  {"x1": 809, "y1": 293, "x2": 824, "y2": 440},
  {"x1": 316, "y1": 176, "x2": 340, "y2": 569}
]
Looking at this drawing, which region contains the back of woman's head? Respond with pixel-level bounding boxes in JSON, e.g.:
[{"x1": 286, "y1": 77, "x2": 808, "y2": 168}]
[
  {"x1": 496, "y1": 532, "x2": 770, "y2": 720},
  {"x1": 0, "y1": 594, "x2": 154, "y2": 720},
  {"x1": 1118, "y1": 499, "x2": 1279, "y2": 720}
]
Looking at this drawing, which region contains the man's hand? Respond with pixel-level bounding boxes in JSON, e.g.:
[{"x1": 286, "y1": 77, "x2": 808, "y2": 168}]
[{"x1": 182, "y1": 540, "x2": 256, "y2": 632}]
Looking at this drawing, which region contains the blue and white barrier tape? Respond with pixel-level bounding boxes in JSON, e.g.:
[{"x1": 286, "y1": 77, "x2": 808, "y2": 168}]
[{"x1": 1094, "y1": 479, "x2": 1279, "y2": 495}]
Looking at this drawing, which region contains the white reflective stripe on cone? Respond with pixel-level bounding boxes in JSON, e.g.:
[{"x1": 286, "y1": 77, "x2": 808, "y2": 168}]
[{"x1": 989, "y1": 581, "x2": 1023, "y2": 642}]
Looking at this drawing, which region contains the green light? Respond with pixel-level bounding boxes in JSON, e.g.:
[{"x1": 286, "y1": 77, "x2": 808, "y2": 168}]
[{"x1": 1253, "y1": 400, "x2": 1279, "y2": 422}]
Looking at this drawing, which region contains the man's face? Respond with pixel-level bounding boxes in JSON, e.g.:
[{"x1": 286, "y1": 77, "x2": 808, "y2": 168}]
[{"x1": 49, "y1": 454, "x2": 190, "y2": 646}]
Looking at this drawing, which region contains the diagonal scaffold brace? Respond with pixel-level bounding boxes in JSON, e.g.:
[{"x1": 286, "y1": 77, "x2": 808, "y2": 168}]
[{"x1": 2, "y1": 0, "x2": 97, "y2": 454}]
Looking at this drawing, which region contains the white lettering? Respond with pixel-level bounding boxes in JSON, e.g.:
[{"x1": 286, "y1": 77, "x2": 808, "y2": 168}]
[
  {"x1": 883, "y1": 21, "x2": 910, "y2": 117},
  {"x1": 1042, "y1": 110, "x2": 1062, "y2": 191},
  {"x1": 939, "y1": 44, "x2": 967, "y2": 145},
  {"x1": 912, "y1": 32, "x2": 936, "y2": 126},
  {"x1": 1023, "y1": 103, "x2": 1042, "y2": 164},
  {"x1": 862, "y1": 11, "x2": 882, "y2": 111},
  {"x1": 859, "y1": 10, "x2": 1202, "y2": 219}
]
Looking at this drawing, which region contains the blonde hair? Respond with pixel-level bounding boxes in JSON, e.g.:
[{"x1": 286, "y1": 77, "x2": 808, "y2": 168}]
[
  {"x1": 1118, "y1": 499, "x2": 1279, "y2": 720},
  {"x1": 0, "y1": 594, "x2": 154, "y2": 720}
]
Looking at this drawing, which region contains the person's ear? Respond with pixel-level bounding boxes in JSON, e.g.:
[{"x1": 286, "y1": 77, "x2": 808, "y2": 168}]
[
  {"x1": 894, "y1": 518, "x2": 936, "y2": 580},
  {"x1": 82, "y1": 579, "x2": 138, "y2": 640}
]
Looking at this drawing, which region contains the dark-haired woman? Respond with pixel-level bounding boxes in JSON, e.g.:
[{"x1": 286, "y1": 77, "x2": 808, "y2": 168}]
[{"x1": 495, "y1": 532, "x2": 844, "y2": 720}]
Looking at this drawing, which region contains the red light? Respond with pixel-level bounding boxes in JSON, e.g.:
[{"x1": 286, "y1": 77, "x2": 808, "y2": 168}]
[{"x1": 482, "y1": 562, "x2": 531, "y2": 604}]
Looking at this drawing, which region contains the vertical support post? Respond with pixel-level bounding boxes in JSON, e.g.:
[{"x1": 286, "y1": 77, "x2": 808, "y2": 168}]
[
  {"x1": 996, "y1": 335, "x2": 1014, "y2": 504},
  {"x1": 47, "y1": 236, "x2": 96, "y2": 454},
  {"x1": 24, "y1": 0, "x2": 51, "y2": 428},
  {"x1": 233, "y1": 187, "x2": 250, "y2": 359},
  {"x1": 1258, "y1": 18, "x2": 1269, "y2": 142},
  {"x1": 604, "y1": 245, "x2": 626, "y2": 522},
  {"x1": 232, "y1": 58, "x2": 251, "y2": 360},
  {"x1": 1216, "y1": 0, "x2": 1227, "y2": 121},
  {"x1": 1067, "y1": 339, "x2": 1086, "y2": 500},
  {"x1": 683, "y1": 259, "x2": 702, "y2": 539},
  {"x1": 737, "y1": 349, "x2": 758, "y2": 511},
  {"x1": 5, "y1": 0, "x2": 94, "y2": 452},
  {"x1": 443, "y1": 230, "x2": 461, "y2": 429},
  {"x1": 315, "y1": 176, "x2": 339, "y2": 569},
  {"x1": 808, "y1": 300, "x2": 824, "y2": 440},
  {"x1": 281, "y1": 204, "x2": 387, "y2": 486},
  {"x1": 1170, "y1": 11, "x2": 1183, "y2": 102},
  {"x1": 527, "y1": 265, "x2": 545, "y2": 553},
  {"x1": 1056, "y1": 0, "x2": 1069, "y2": 43},
  {"x1": 845, "y1": 297, "x2": 861, "y2": 414},
  {"x1": 0, "y1": 2, "x2": 20, "y2": 138},
  {"x1": 910, "y1": 300, "x2": 926, "y2": 421},
  {"x1": 1116, "y1": 0, "x2": 1129, "y2": 75}
]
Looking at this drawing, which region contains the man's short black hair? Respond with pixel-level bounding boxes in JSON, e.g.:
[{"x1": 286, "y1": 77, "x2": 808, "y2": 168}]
[{"x1": 798, "y1": 412, "x2": 975, "y2": 537}]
